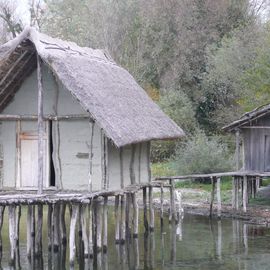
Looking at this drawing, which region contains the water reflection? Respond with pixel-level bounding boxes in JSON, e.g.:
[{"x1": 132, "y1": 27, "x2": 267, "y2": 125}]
[{"x1": 1, "y1": 213, "x2": 270, "y2": 269}]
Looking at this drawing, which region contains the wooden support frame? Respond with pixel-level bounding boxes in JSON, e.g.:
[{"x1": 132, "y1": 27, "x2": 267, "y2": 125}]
[
  {"x1": 243, "y1": 176, "x2": 248, "y2": 213},
  {"x1": 37, "y1": 55, "x2": 44, "y2": 195}
]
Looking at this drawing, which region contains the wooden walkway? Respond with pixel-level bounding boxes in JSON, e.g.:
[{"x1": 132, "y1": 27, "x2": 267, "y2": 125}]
[{"x1": 0, "y1": 181, "x2": 181, "y2": 267}]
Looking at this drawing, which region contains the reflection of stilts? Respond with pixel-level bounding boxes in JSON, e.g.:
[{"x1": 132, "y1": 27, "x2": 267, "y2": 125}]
[
  {"x1": 170, "y1": 222, "x2": 176, "y2": 265},
  {"x1": 150, "y1": 232, "x2": 155, "y2": 269},
  {"x1": 176, "y1": 218, "x2": 183, "y2": 241},
  {"x1": 217, "y1": 220, "x2": 222, "y2": 260},
  {"x1": 134, "y1": 237, "x2": 140, "y2": 269}
]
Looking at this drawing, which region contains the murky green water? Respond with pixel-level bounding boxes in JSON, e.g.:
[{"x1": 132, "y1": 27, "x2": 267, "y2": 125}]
[{"x1": 0, "y1": 209, "x2": 270, "y2": 270}]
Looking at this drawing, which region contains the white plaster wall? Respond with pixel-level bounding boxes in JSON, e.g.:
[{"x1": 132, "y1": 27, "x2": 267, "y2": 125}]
[
  {"x1": 107, "y1": 141, "x2": 150, "y2": 189},
  {"x1": 0, "y1": 63, "x2": 151, "y2": 190}
]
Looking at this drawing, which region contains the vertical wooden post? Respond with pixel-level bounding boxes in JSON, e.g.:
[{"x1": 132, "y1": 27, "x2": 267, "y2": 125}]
[
  {"x1": 235, "y1": 177, "x2": 239, "y2": 211},
  {"x1": 115, "y1": 195, "x2": 120, "y2": 243},
  {"x1": 143, "y1": 187, "x2": 149, "y2": 232},
  {"x1": 120, "y1": 195, "x2": 126, "y2": 243},
  {"x1": 149, "y1": 186, "x2": 154, "y2": 232},
  {"x1": 37, "y1": 55, "x2": 44, "y2": 195},
  {"x1": 125, "y1": 193, "x2": 131, "y2": 238},
  {"x1": 232, "y1": 176, "x2": 236, "y2": 209},
  {"x1": 27, "y1": 205, "x2": 33, "y2": 258},
  {"x1": 31, "y1": 205, "x2": 35, "y2": 257},
  {"x1": 216, "y1": 177, "x2": 221, "y2": 219},
  {"x1": 53, "y1": 203, "x2": 60, "y2": 252},
  {"x1": 15, "y1": 205, "x2": 21, "y2": 247},
  {"x1": 60, "y1": 203, "x2": 67, "y2": 245},
  {"x1": 132, "y1": 193, "x2": 139, "y2": 238},
  {"x1": 235, "y1": 129, "x2": 240, "y2": 170},
  {"x1": 96, "y1": 198, "x2": 103, "y2": 252},
  {"x1": 243, "y1": 176, "x2": 248, "y2": 213},
  {"x1": 8, "y1": 205, "x2": 16, "y2": 264},
  {"x1": 88, "y1": 201, "x2": 93, "y2": 258},
  {"x1": 209, "y1": 177, "x2": 216, "y2": 217},
  {"x1": 160, "y1": 183, "x2": 164, "y2": 227},
  {"x1": 0, "y1": 206, "x2": 5, "y2": 252},
  {"x1": 35, "y1": 204, "x2": 43, "y2": 256},
  {"x1": 80, "y1": 204, "x2": 89, "y2": 258},
  {"x1": 47, "y1": 204, "x2": 53, "y2": 251},
  {"x1": 69, "y1": 204, "x2": 79, "y2": 266},
  {"x1": 169, "y1": 179, "x2": 176, "y2": 222},
  {"x1": 88, "y1": 122, "x2": 95, "y2": 192},
  {"x1": 103, "y1": 196, "x2": 108, "y2": 253},
  {"x1": 256, "y1": 176, "x2": 260, "y2": 192}
]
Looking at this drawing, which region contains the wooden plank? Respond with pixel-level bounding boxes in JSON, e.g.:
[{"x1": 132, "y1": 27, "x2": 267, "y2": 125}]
[
  {"x1": 235, "y1": 130, "x2": 240, "y2": 170},
  {"x1": 160, "y1": 184, "x2": 164, "y2": 227},
  {"x1": 120, "y1": 195, "x2": 126, "y2": 243},
  {"x1": 129, "y1": 144, "x2": 136, "y2": 185}
]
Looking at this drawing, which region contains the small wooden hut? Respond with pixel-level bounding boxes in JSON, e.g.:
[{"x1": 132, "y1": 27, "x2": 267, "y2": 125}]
[
  {"x1": 223, "y1": 104, "x2": 270, "y2": 172},
  {"x1": 0, "y1": 27, "x2": 184, "y2": 192}
]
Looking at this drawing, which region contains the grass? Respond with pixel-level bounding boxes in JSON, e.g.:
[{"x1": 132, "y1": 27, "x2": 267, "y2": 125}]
[{"x1": 151, "y1": 161, "x2": 176, "y2": 177}]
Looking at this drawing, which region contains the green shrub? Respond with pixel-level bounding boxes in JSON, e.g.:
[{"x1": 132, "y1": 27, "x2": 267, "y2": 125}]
[{"x1": 173, "y1": 132, "x2": 233, "y2": 176}]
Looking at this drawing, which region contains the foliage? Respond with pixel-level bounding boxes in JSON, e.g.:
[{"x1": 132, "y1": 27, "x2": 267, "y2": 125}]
[
  {"x1": 173, "y1": 132, "x2": 233, "y2": 175},
  {"x1": 151, "y1": 161, "x2": 176, "y2": 177}
]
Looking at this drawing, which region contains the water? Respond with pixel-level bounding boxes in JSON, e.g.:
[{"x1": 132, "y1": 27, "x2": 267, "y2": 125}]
[{"x1": 1, "y1": 209, "x2": 270, "y2": 270}]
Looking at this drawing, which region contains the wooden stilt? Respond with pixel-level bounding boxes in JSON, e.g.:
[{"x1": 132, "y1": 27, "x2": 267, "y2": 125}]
[
  {"x1": 209, "y1": 177, "x2": 216, "y2": 217},
  {"x1": 14, "y1": 206, "x2": 21, "y2": 247},
  {"x1": 143, "y1": 187, "x2": 149, "y2": 233},
  {"x1": 0, "y1": 206, "x2": 5, "y2": 252},
  {"x1": 255, "y1": 176, "x2": 260, "y2": 196},
  {"x1": 114, "y1": 195, "x2": 120, "y2": 243},
  {"x1": 160, "y1": 183, "x2": 164, "y2": 227},
  {"x1": 27, "y1": 205, "x2": 33, "y2": 258},
  {"x1": 35, "y1": 204, "x2": 43, "y2": 256},
  {"x1": 232, "y1": 177, "x2": 236, "y2": 209},
  {"x1": 88, "y1": 201, "x2": 93, "y2": 258},
  {"x1": 132, "y1": 193, "x2": 139, "y2": 238},
  {"x1": 96, "y1": 198, "x2": 103, "y2": 252},
  {"x1": 80, "y1": 204, "x2": 89, "y2": 258},
  {"x1": 243, "y1": 176, "x2": 248, "y2": 213},
  {"x1": 216, "y1": 177, "x2": 221, "y2": 219},
  {"x1": 169, "y1": 179, "x2": 176, "y2": 222},
  {"x1": 103, "y1": 196, "x2": 108, "y2": 253},
  {"x1": 149, "y1": 186, "x2": 154, "y2": 232},
  {"x1": 69, "y1": 204, "x2": 79, "y2": 266},
  {"x1": 120, "y1": 195, "x2": 126, "y2": 244},
  {"x1": 8, "y1": 205, "x2": 16, "y2": 264},
  {"x1": 60, "y1": 203, "x2": 67, "y2": 245},
  {"x1": 236, "y1": 177, "x2": 239, "y2": 210},
  {"x1": 125, "y1": 193, "x2": 131, "y2": 238},
  {"x1": 53, "y1": 203, "x2": 60, "y2": 252},
  {"x1": 47, "y1": 204, "x2": 53, "y2": 251}
]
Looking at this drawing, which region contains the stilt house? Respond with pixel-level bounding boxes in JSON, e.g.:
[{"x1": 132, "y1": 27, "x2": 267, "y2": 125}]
[
  {"x1": 223, "y1": 104, "x2": 270, "y2": 172},
  {"x1": 0, "y1": 28, "x2": 184, "y2": 191}
]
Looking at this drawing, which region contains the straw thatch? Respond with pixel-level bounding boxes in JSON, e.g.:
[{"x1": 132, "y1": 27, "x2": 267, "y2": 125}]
[
  {"x1": 222, "y1": 103, "x2": 270, "y2": 132},
  {"x1": 0, "y1": 27, "x2": 184, "y2": 147}
]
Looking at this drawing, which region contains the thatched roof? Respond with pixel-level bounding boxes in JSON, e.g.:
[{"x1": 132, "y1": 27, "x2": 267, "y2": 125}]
[
  {"x1": 222, "y1": 103, "x2": 270, "y2": 132},
  {"x1": 0, "y1": 27, "x2": 184, "y2": 147}
]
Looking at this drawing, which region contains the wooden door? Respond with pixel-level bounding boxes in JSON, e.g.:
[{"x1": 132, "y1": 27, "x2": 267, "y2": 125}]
[{"x1": 17, "y1": 129, "x2": 49, "y2": 189}]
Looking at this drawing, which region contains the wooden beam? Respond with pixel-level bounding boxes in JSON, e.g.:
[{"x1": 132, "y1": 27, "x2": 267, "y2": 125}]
[
  {"x1": 235, "y1": 130, "x2": 240, "y2": 170},
  {"x1": 243, "y1": 176, "x2": 248, "y2": 213},
  {"x1": 0, "y1": 114, "x2": 91, "y2": 121},
  {"x1": 37, "y1": 55, "x2": 44, "y2": 195}
]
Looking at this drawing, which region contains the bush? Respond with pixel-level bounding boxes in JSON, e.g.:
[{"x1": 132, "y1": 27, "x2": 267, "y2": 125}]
[{"x1": 173, "y1": 132, "x2": 233, "y2": 177}]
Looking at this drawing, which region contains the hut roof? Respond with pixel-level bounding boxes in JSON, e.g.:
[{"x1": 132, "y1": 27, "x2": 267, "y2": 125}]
[
  {"x1": 222, "y1": 103, "x2": 270, "y2": 132},
  {"x1": 0, "y1": 27, "x2": 184, "y2": 147}
]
